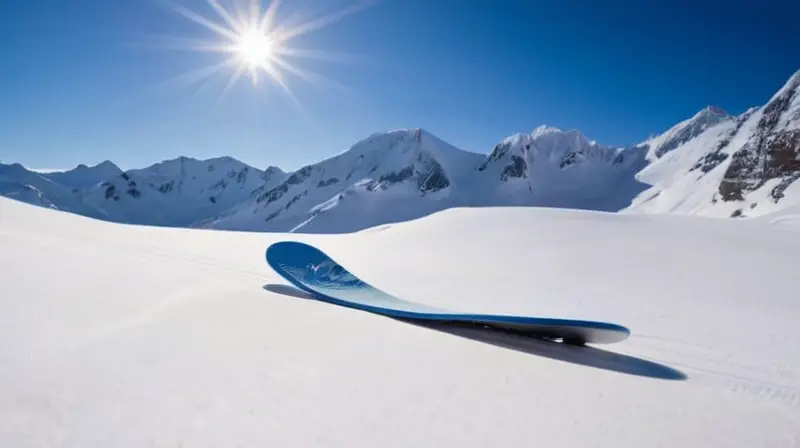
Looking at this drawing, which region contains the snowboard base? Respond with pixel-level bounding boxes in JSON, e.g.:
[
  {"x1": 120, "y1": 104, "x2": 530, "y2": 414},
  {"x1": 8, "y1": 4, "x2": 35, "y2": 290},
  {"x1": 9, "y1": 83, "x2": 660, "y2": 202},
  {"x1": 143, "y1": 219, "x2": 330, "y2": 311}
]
[{"x1": 265, "y1": 241, "x2": 630, "y2": 344}]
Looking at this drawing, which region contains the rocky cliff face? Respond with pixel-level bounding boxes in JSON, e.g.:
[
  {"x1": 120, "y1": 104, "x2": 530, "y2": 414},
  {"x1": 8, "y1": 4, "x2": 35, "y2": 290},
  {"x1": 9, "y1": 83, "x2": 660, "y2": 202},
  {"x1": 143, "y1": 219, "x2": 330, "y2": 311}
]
[{"x1": 718, "y1": 72, "x2": 800, "y2": 203}]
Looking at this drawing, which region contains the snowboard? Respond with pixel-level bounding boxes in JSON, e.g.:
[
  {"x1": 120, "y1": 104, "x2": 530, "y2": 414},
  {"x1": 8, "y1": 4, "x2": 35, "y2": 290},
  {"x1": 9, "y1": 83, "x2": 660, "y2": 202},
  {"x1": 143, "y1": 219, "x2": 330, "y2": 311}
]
[{"x1": 265, "y1": 241, "x2": 630, "y2": 344}]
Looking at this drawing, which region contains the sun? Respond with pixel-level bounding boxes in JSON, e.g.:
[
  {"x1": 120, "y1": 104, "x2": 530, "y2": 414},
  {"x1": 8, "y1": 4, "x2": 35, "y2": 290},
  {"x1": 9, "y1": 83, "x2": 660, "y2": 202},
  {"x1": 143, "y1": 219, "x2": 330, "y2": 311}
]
[
  {"x1": 235, "y1": 28, "x2": 275, "y2": 70},
  {"x1": 150, "y1": 0, "x2": 377, "y2": 99}
]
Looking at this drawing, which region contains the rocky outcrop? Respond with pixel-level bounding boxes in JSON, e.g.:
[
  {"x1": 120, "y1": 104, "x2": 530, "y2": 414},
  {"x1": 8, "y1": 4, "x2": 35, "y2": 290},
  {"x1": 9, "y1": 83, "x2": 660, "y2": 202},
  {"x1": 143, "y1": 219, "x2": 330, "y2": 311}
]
[{"x1": 719, "y1": 73, "x2": 800, "y2": 202}]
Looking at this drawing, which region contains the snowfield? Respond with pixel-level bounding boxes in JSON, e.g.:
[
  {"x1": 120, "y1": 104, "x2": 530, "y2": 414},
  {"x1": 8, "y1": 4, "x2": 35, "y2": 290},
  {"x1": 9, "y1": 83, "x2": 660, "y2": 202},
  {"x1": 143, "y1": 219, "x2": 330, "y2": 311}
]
[{"x1": 1, "y1": 196, "x2": 798, "y2": 447}]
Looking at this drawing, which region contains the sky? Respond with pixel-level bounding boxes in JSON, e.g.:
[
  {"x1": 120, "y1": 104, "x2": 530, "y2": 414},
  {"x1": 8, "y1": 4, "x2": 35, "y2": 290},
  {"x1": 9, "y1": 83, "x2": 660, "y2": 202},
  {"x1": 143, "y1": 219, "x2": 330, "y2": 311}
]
[{"x1": 0, "y1": 0, "x2": 798, "y2": 172}]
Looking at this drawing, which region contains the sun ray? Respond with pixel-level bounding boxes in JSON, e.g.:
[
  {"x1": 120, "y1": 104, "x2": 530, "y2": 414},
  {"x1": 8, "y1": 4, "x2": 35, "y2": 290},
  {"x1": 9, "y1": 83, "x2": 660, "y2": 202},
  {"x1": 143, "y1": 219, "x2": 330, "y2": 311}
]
[
  {"x1": 131, "y1": 34, "x2": 233, "y2": 54},
  {"x1": 156, "y1": 58, "x2": 239, "y2": 90},
  {"x1": 206, "y1": 0, "x2": 237, "y2": 26},
  {"x1": 249, "y1": 0, "x2": 262, "y2": 28},
  {"x1": 219, "y1": 63, "x2": 249, "y2": 101},
  {"x1": 259, "y1": 0, "x2": 283, "y2": 32},
  {"x1": 275, "y1": 0, "x2": 377, "y2": 43},
  {"x1": 169, "y1": 2, "x2": 240, "y2": 41},
  {"x1": 269, "y1": 56, "x2": 363, "y2": 101},
  {"x1": 273, "y1": 46, "x2": 366, "y2": 64}
]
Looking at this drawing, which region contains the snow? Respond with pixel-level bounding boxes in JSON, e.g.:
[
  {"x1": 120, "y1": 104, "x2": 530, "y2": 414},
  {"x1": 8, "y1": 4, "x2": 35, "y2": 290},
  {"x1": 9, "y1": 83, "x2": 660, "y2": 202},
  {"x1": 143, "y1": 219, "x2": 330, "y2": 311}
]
[{"x1": 1, "y1": 196, "x2": 798, "y2": 447}]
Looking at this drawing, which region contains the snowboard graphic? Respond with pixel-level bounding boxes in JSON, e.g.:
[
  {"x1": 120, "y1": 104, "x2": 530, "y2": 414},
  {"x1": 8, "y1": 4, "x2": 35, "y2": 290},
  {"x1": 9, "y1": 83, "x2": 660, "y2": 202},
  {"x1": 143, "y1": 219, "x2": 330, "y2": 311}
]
[{"x1": 266, "y1": 241, "x2": 630, "y2": 344}]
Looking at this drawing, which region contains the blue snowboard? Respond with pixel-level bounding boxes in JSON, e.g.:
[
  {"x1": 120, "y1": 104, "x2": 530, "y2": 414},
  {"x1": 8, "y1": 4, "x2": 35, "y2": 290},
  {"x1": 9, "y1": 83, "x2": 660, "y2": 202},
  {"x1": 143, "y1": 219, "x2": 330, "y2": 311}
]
[{"x1": 265, "y1": 241, "x2": 630, "y2": 344}]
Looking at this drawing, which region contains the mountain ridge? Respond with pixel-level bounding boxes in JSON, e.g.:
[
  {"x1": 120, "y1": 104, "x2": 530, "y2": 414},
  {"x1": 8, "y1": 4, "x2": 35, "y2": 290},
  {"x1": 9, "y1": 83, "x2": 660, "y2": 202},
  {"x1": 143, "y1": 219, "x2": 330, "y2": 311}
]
[{"x1": 3, "y1": 69, "x2": 799, "y2": 232}]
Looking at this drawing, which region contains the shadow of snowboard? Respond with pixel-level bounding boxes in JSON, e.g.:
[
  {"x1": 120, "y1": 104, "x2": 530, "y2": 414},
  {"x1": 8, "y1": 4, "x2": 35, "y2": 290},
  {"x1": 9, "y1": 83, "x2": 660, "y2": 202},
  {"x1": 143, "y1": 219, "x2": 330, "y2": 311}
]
[{"x1": 263, "y1": 283, "x2": 687, "y2": 381}]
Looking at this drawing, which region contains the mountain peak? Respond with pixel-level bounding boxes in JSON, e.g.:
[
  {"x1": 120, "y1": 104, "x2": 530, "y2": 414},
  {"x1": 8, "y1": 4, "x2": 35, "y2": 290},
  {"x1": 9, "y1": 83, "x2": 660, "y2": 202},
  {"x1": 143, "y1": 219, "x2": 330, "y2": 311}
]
[
  {"x1": 768, "y1": 69, "x2": 800, "y2": 104},
  {"x1": 643, "y1": 106, "x2": 732, "y2": 160},
  {"x1": 72, "y1": 160, "x2": 120, "y2": 172},
  {"x1": 696, "y1": 105, "x2": 729, "y2": 119},
  {"x1": 531, "y1": 125, "x2": 563, "y2": 138}
]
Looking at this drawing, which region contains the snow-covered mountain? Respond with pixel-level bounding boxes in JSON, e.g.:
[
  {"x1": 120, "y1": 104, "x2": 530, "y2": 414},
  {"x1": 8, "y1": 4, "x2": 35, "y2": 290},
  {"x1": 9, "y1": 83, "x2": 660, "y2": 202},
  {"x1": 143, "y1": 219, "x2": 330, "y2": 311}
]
[
  {"x1": 475, "y1": 125, "x2": 650, "y2": 211},
  {"x1": 83, "y1": 156, "x2": 282, "y2": 227},
  {"x1": 0, "y1": 162, "x2": 106, "y2": 217},
  {"x1": 0, "y1": 157, "x2": 284, "y2": 227},
  {"x1": 201, "y1": 125, "x2": 655, "y2": 233},
  {"x1": 202, "y1": 129, "x2": 485, "y2": 233},
  {"x1": 626, "y1": 69, "x2": 800, "y2": 218},
  {"x1": 3, "y1": 69, "x2": 799, "y2": 232}
]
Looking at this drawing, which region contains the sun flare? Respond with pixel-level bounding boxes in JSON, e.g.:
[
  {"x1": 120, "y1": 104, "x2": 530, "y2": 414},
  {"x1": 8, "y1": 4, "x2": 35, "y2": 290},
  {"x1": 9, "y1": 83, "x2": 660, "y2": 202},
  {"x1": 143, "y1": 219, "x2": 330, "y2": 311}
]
[
  {"x1": 236, "y1": 28, "x2": 275, "y2": 69},
  {"x1": 152, "y1": 0, "x2": 376, "y2": 99}
]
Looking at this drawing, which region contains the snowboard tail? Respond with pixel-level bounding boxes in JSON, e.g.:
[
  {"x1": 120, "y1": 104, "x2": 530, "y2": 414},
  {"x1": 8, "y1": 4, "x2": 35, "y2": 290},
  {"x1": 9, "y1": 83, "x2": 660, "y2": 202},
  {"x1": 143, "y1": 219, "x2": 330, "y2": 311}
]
[{"x1": 265, "y1": 241, "x2": 630, "y2": 344}]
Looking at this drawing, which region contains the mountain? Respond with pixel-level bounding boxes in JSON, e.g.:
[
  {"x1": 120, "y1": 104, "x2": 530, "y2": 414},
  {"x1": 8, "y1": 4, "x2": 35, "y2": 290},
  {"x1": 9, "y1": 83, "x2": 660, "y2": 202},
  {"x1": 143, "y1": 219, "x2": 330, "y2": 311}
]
[
  {"x1": 475, "y1": 125, "x2": 650, "y2": 211},
  {"x1": 82, "y1": 156, "x2": 279, "y2": 227},
  {"x1": 202, "y1": 129, "x2": 486, "y2": 233},
  {"x1": 0, "y1": 162, "x2": 105, "y2": 217},
  {"x1": 0, "y1": 157, "x2": 282, "y2": 228},
  {"x1": 3, "y1": 69, "x2": 798, "y2": 232},
  {"x1": 42, "y1": 161, "x2": 123, "y2": 189},
  {"x1": 203, "y1": 124, "x2": 653, "y2": 233},
  {"x1": 626, "y1": 69, "x2": 800, "y2": 218}
]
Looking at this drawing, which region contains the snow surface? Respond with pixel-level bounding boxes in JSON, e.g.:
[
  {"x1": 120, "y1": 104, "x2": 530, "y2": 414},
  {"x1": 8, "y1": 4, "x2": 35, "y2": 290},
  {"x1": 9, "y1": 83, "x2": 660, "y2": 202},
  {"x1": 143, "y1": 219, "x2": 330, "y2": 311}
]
[{"x1": 1, "y1": 196, "x2": 798, "y2": 447}]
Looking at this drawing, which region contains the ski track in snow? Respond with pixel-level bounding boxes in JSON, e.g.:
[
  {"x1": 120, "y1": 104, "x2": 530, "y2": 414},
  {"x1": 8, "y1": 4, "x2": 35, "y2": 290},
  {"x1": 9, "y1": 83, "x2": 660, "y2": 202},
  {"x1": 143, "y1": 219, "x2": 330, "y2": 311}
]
[{"x1": 624, "y1": 335, "x2": 800, "y2": 412}]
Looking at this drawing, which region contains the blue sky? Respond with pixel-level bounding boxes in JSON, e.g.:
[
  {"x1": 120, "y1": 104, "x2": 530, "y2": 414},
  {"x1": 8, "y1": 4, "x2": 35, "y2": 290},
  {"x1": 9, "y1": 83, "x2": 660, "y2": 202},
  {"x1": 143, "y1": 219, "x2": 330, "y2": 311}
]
[{"x1": 1, "y1": 0, "x2": 797, "y2": 171}]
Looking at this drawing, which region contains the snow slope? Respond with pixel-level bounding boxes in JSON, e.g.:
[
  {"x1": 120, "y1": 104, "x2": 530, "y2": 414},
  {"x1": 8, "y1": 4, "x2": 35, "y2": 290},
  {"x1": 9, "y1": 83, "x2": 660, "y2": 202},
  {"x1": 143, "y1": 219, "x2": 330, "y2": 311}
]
[{"x1": 1, "y1": 196, "x2": 798, "y2": 447}]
